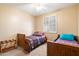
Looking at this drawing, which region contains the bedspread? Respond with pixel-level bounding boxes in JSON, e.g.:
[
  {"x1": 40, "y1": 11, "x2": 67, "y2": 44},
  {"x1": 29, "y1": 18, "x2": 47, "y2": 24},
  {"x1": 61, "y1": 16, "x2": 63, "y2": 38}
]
[
  {"x1": 54, "y1": 38, "x2": 79, "y2": 47},
  {"x1": 26, "y1": 35, "x2": 45, "y2": 49}
]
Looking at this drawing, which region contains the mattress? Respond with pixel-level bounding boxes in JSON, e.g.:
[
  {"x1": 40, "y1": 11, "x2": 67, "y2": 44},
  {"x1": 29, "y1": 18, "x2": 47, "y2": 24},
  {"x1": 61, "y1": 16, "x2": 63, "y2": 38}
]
[{"x1": 54, "y1": 38, "x2": 79, "y2": 47}]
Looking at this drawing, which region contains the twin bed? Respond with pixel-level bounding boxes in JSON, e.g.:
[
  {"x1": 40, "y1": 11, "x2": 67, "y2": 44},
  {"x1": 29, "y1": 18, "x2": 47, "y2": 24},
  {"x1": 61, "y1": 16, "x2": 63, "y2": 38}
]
[
  {"x1": 17, "y1": 32, "x2": 47, "y2": 52},
  {"x1": 47, "y1": 34, "x2": 79, "y2": 56}
]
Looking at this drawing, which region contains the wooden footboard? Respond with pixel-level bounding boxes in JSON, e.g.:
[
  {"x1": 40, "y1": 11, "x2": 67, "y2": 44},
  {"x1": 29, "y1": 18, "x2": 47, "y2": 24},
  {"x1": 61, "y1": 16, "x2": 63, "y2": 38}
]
[
  {"x1": 47, "y1": 42, "x2": 79, "y2": 56},
  {"x1": 17, "y1": 34, "x2": 31, "y2": 52}
]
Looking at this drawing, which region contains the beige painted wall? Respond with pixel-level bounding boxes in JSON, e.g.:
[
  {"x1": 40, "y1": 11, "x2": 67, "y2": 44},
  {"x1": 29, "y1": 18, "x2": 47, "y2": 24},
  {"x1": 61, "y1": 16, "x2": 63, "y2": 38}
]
[
  {"x1": 35, "y1": 5, "x2": 78, "y2": 35},
  {"x1": 0, "y1": 5, "x2": 35, "y2": 41},
  {"x1": 77, "y1": 4, "x2": 79, "y2": 37}
]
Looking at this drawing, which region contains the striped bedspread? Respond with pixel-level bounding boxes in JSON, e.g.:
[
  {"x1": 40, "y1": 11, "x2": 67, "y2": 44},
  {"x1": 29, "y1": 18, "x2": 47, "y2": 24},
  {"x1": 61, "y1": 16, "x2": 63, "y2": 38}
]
[{"x1": 26, "y1": 35, "x2": 46, "y2": 49}]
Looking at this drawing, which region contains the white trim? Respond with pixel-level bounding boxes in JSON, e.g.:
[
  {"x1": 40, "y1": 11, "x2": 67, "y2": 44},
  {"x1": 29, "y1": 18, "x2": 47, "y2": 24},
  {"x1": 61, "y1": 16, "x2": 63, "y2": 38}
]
[{"x1": 43, "y1": 16, "x2": 57, "y2": 33}]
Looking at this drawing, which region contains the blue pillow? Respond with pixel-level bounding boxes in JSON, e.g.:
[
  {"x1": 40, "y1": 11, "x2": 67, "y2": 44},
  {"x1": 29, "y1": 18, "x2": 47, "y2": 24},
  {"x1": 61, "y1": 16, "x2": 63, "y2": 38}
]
[{"x1": 60, "y1": 34, "x2": 74, "y2": 41}]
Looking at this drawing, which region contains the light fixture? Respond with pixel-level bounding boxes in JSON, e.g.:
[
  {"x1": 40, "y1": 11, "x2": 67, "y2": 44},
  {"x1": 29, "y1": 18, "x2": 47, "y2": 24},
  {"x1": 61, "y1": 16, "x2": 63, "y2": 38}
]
[{"x1": 30, "y1": 3, "x2": 47, "y2": 11}]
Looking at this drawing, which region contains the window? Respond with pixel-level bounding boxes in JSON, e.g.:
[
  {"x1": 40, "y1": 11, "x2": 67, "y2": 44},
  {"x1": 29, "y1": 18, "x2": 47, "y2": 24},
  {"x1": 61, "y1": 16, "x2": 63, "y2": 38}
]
[{"x1": 43, "y1": 16, "x2": 57, "y2": 33}]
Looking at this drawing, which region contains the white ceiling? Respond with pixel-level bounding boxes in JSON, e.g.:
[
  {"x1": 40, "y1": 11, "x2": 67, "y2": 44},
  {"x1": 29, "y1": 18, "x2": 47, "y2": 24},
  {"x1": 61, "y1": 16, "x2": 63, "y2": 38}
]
[{"x1": 1, "y1": 3, "x2": 77, "y2": 16}]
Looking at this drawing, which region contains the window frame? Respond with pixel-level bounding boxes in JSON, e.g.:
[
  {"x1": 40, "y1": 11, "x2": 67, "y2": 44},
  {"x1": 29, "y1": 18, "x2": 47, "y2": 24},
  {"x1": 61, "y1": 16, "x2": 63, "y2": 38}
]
[{"x1": 43, "y1": 16, "x2": 57, "y2": 33}]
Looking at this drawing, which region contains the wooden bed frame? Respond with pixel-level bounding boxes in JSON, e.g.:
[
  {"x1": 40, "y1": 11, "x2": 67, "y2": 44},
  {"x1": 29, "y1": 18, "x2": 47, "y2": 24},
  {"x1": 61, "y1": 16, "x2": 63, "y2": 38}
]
[
  {"x1": 47, "y1": 36, "x2": 79, "y2": 56},
  {"x1": 17, "y1": 34, "x2": 47, "y2": 52},
  {"x1": 17, "y1": 34, "x2": 31, "y2": 52}
]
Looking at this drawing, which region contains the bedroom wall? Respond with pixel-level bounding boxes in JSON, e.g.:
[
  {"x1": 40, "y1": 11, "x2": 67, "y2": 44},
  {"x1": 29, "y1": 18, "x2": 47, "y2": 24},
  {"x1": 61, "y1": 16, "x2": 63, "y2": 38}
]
[
  {"x1": 0, "y1": 5, "x2": 35, "y2": 41},
  {"x1": 78, "y1": 5, "x2": 79, "y2": 36},
  {"x1": 35, "y1": 5, "x2": 78, "y2": 35}
]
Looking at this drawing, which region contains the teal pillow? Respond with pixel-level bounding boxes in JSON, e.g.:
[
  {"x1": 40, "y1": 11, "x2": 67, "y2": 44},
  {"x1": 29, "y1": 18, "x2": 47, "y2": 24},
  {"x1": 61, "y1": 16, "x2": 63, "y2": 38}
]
[{"x1": 60, "y1": 34, "x2": 74, "y2": 41}]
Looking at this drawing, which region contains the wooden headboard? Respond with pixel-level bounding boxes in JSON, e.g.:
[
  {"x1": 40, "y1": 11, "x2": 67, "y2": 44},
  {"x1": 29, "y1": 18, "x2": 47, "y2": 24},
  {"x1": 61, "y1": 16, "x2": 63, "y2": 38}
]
[
  {"x1": 17, "y1": 34, "x2": 28, "y2": 50},
  {"x1": 17, "y1": 34, "x2": 25, "y2": 46}
]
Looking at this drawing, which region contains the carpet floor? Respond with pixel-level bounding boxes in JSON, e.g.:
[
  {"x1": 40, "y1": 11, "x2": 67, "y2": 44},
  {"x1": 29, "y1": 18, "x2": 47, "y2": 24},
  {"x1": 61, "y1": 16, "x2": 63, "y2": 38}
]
[{"x1": 0, "y1": 43, "x2": 47, "y2": 56}]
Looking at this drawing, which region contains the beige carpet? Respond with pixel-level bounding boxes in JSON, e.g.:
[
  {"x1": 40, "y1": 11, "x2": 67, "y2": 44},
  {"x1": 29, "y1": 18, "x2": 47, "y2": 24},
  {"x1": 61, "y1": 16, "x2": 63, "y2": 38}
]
[{"x1": 0, "y1": 43, "x2": 47, "y2": 56}]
